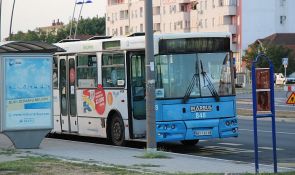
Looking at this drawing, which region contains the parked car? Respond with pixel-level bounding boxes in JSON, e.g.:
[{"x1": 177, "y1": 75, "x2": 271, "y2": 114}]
[{"x1": 285, "y1": 72, "x2": 295, "y2": 84}]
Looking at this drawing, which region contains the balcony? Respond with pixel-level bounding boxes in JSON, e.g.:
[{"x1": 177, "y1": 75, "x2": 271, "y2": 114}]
[
  {"x1": 218, "y1": 5, "x2": 236, "y2": 16},
  {"x1": 231, "y1": 43, "x2": 237, "y2": 52},
  {"x1": 217, "y1": 24, "x2": 236, "y2": 34},
  {"x1": 216, "y1": 0, "x2": 237, "y2": 16},
  {"x1": 218, "y1": 0, "x2": 237, "y2": 6}
]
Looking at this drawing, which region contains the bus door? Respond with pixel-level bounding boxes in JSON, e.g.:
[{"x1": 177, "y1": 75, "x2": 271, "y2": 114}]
[
  {"x1": 128, "y1": 52, "x2": 146, "y2": 138},
  {"x1": 59, "y1": 56, "x2": 78, "y2": 133}
]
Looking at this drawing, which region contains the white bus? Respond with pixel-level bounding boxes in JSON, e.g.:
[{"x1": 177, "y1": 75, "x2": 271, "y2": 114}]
[{"x1": 53, "y1": 32, "x2": 238, "y2": 146}]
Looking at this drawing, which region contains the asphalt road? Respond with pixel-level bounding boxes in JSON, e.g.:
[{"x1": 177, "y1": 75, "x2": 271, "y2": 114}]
[
  {"x1": 48, "y1": 87, "x2": 295, "y2": 168},
  {"x1": 236, "y1": 88, "x2": 295, "y2": 112},
  {"x1": 49, "y1": 116, "x2": 295, "y2": 169},
  {"x1": 159, "y1": 117, "x2": 295, "y2": 169}
]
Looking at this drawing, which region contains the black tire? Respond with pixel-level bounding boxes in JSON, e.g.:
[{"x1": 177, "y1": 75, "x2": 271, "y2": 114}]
[
  {"x1": 110, "y1": 114, "x2": 125, "y2": 146},
  {"x1": 181, "y1": 139, "x2": 199, "y2": 146}
]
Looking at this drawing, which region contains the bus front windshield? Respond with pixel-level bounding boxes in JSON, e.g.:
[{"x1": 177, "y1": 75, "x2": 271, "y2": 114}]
[{"x1": 155, "y1": 53, "x2": 233, "y2": 99}]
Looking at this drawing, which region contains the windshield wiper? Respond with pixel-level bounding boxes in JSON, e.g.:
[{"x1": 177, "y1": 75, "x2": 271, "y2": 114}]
[
  {"x1": 182, "y1": 73, "x2": 198, "y2": 103},
  {"x1": 200, "y1": 60, "x2": 220, "y2": 102}
]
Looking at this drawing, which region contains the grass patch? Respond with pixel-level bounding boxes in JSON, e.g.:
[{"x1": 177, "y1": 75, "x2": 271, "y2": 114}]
[
  {"x1": 133, "y1": 163, "x2": 161, "y2": 168},
  {"x1": 0, "y1": 148, "x2": 18, "y2": 156},
  {"x1": 166, "y1": 173, "x2": 295, "y2": 175},
  {"x1": 0, "y1": 156, "x2": 149, "y2": 175},
  {"x1": 0, "y1": 155, "x2": 294, "y2": 175},
  {"x1": 135, "y1": 150, "x2": 171, "y2": 159}
]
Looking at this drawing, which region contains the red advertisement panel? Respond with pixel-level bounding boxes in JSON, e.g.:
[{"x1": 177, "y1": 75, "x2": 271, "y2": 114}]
[
  {"x1": 256, "y1": 69, "x2": 270, "y2": 89},
  {"x1": 257, "y1": 91, "x2": 271, "y2": 111}
]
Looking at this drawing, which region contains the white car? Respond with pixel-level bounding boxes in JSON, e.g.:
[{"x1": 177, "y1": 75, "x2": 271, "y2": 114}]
[{"x1": 285, "y1": 72, "x2": 295, "y2": 85}]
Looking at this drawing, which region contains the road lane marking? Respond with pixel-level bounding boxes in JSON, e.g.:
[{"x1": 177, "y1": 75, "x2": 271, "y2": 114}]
[
  {"x1": 239, "y1": 128, "x2": 295, "y2": 135},
  {"x1": 278, "y1": 163, "x2": 295, "y2": 168},
  {"x1": 198, "y1": 146, "x2": 258, "y2": 154},
  {"x1": 259, "y1": 147, "x2": 284, "y2": 151},
  {"x1": 218, "y1": 142, "x2": 243, "y2": 146}
]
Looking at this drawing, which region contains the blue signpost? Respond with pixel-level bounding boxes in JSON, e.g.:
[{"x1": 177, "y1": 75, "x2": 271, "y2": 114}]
[{"x1": 251, "y1": 53, "x2": 277, "y2": 173}]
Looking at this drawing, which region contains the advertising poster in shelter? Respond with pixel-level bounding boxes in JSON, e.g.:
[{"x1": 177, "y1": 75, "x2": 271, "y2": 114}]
[{"x1": 4, "y1": 56, "x2": 52, "y2": 130}]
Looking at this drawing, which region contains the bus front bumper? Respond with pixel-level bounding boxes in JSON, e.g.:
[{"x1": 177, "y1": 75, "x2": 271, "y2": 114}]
[{"x1": 156, "y1": 117, "x2": 238, "y2": 142}]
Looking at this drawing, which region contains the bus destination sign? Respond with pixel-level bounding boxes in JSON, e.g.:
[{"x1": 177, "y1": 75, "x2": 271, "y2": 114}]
[
  {"x1": 159, "y1": 37, "x2": 230, "y2": 54},
  {"x1": 102, "y1": 40, "x2": 121, "y2": 50}
]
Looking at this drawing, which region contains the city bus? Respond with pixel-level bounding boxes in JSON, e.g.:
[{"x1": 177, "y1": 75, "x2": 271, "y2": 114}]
[{"x1": 52, "y1": 32, "x2": 238, "y2": 146}]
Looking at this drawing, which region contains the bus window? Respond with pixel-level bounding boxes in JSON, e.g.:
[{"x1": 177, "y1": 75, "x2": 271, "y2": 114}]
[
  {"x1": 131, "y1": 55, "x2": 145, "y2": 97},
  {"x1": 53, "y1": 56, "x2": 58, "y2": 88},
  {"x1": 60, "y1": 59, "x2": 67, "y2": 116},
  {"x1": 102, "y1": 53, "x2": 125, "y2": 87},
  {"x1": 77, "y1": 55, "x2": 97, "y2": 88}
]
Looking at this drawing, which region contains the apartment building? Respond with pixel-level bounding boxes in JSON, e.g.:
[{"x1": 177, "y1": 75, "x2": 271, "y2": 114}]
[
  {"x1": 106, "y1": 0, "x2": 295, "y2": 72},
  {"x1": 38, "y1": 19, "x2": 64, "y2": 36},
  {"x1": 106, "y1": 0, "x2": 191, "y2": 36}
]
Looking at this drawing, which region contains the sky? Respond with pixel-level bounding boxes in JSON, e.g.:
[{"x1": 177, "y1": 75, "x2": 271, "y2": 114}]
[{"x1": 0, "y1": 0, "x2": 107, "y2": 41}]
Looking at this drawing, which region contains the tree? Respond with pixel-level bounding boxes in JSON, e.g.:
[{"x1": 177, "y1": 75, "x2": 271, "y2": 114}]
[
  {"x1": 243, "y1": 42, "x2": 295, "y2": 75},
  {"x1": 8, "y1": 16, "x2": 106, "y2": 44},
  {"x1": 75, "y1": 16, "x2": 105, "y2": 36}
]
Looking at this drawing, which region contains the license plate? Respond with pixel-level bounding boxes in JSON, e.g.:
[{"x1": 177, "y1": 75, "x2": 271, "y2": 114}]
[{"x1": 195, "y1": 130, "x2": 212, "y2": 136}]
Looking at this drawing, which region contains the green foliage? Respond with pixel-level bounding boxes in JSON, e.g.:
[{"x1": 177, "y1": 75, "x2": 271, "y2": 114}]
[
  {"x1": 135, "y1": 150, "x2": 171, "y2": 159},
  {"x1": 0, "y1": 148, "x2": 18, "y2": 156},
  {"x1": 243, "y1": 43, "x2": 295, "y2": 75},
  {"x1": 9, "y1": 16, "x2": 105, "y2": 44},
  {"x1": 0, "y1": 156, "x2": 147, "y2": 175},
  {"x1": 76, "y1": 16, "x2": 106, "y2": 36}
]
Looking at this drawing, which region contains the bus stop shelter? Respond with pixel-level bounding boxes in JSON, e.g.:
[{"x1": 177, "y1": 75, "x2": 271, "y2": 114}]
[{"x1": 0, "y1": 41, "x2": 64, "y2": 148}]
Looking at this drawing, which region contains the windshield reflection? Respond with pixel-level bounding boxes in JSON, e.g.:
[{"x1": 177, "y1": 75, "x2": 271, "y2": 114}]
[{"x1": 155, "y1": 53, "x2": 233, "y2": 99}]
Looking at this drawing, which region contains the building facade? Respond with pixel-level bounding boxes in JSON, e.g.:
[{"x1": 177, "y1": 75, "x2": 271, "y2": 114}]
[
  {"x1": 38, "y1": 19, "x2": 64, "y2": 36},
  {"x1": 106, "y1": 0, "x2": 295, "y2": 72}
]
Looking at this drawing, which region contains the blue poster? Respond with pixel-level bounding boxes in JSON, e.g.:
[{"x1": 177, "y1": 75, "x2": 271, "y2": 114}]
[{"x1": 4, "y1": 56, "x2": 53, "y2": 130}]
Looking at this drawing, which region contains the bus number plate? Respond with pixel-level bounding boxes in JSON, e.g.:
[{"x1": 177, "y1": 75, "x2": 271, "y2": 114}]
[{"x1": 195, "y1": 130, "x2": 212, "y2": 136}]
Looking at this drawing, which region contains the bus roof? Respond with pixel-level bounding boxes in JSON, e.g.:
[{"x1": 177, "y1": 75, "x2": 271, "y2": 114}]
[{"x1": 54, "y1": 32, "x2": 232, "y2": 55}]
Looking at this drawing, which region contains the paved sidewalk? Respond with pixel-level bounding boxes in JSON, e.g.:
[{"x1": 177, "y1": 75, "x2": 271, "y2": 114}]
[{"x1": 1, "y1": 134, "x2": 293, "y2": 174}]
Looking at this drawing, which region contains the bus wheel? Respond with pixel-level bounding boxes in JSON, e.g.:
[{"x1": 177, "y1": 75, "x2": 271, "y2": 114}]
[
  {"x1": 110, "y1": 114, "x2": 125, "y2": 146},
  {"x1": 181, "y1": 139, "x2": 199, "y2": 146}
]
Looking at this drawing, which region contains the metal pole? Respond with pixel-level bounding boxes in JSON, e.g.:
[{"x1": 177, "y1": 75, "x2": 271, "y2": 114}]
[
  {"x1": 69, "y1": 0, "x2": 78, "y2": 39},
  {"x1": 284, "y1": 66, "x2": 287, "y2": 84},
  {"x1": 74, "y1": 0, "x2": 84, "y2": 39},
  {"x1": 9, "y1": 0, "x2": 16, "y2": 40},
  {"x1": 270, "y1": 64, "x2": 278, "y2": 173},
  {"x1": 145, "y1": 0, "x2": 157, "y2": 151},
  {"x1": 0, "y1": 0, "x2": 2, "y2": 41},
  {"x1": 251, "y1": 63, "x2": 259, "y2": 173}
]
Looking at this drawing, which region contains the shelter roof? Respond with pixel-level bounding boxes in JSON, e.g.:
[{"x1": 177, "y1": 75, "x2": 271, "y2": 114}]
[{"x1": 0, "y1": 41, "x2": 64, "y2": 53}]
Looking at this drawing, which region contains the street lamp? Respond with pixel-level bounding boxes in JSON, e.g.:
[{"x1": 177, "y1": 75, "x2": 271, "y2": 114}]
[
  {"x1": 9, "y1": 0, "x2": 16, "y2": 40},
  {"x1": 69, "y1": 0, "x2": 79, "y2": 39},
  {"x1": 74, "y1": 0, "x2": 92, "y2": 39},
  {"x1": 0, "y1": 0, "x2": 2, "y2": 41}
]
